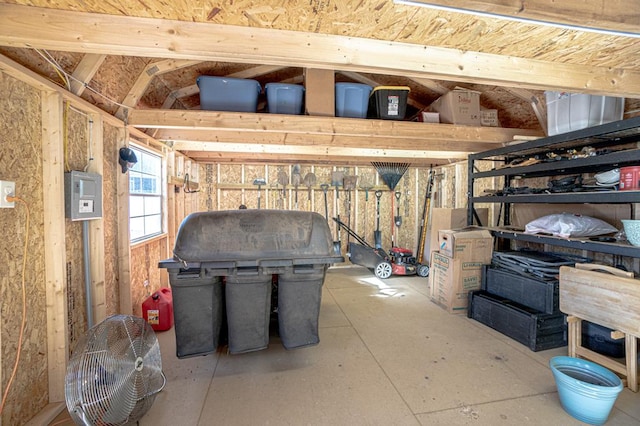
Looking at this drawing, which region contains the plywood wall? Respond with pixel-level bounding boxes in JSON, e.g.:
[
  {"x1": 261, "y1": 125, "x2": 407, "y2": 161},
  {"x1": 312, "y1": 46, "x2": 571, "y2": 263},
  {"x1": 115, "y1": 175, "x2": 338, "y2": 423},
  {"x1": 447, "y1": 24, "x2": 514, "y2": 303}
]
[
  {"x1": 189, "y1": 162, "x2": 449, "y2": 256},
  {"x1": 130, "y1": 236, "x2": 169, "y2": 317},
  {"x1": 0, "y1": 73, "x2": 48, "y2": 425}
]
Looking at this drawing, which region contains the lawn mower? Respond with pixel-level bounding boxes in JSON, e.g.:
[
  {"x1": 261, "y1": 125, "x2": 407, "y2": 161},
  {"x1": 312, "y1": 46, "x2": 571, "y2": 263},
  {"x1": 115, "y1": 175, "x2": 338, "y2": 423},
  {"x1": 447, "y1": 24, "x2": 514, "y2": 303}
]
[{"x1": 333, "y1": 218, "x2": 429, "y2": 279}]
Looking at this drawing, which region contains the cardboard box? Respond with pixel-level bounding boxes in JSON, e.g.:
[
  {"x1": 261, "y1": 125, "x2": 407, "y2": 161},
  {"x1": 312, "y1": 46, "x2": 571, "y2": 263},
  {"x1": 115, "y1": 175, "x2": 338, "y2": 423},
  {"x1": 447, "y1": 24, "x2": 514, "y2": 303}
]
[
  {"x1": 481, "y1": 109, "x2": 499, "y2": 127},
  {"x1": 428, "y1": 89, "x2": 481, "y2": 126},
  {"x1": 438, "y1": 228, "x2": 493, "y2": 264},
  {"x1": 304, "y1": 68, "x2": 335, "y2": 117},
  {"x1": 419, "y1": 111, "x2": 440, "y2": 123},
  {"x1": 429, "y1": 251, "x2": 484, "y2": 314},
  {"x1": 424, "y1": 208, "x2": 488, "y2": 261}
]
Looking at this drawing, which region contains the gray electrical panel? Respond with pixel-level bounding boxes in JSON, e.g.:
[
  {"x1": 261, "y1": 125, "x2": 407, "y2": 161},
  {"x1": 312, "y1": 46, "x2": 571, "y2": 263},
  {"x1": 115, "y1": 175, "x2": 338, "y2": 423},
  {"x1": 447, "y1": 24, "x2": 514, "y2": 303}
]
[{"x1": 64, "y1": 171, "x2": 103, "y2": 221}]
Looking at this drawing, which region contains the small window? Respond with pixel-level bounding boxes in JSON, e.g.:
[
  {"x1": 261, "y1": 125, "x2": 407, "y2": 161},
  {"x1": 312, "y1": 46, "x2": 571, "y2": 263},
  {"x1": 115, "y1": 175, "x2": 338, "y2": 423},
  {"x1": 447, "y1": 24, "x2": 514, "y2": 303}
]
[{"x1": 129, "y1": 145, "x2": 163, "y2": 242}]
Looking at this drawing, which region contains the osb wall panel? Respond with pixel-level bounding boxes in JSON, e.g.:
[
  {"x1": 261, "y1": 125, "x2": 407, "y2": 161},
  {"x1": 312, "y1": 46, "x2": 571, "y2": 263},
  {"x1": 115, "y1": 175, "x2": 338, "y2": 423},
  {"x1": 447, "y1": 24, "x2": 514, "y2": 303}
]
[
  {"x1": 0, "y1": 73, "x2": 48, "y2": 425},
  {"x1": 130, "y1": 237, "x2": 169, "y2": 317},
  {"x1": 192, "y1": 162, "x2": 438, "y2": 259},
  {"x1": 102, "y1": 123, "x2": 120, "y2": 315},
  {"x1": 64, "y1": 107, "x2": 90, "y2": 352}
]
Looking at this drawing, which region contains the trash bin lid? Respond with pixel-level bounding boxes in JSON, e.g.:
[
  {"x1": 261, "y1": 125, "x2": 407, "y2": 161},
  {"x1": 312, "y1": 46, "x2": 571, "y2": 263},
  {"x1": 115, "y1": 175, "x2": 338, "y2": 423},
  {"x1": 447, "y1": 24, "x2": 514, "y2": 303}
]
[{"x1": 169, "y1": 210, "x2": 342, "y2": 265}]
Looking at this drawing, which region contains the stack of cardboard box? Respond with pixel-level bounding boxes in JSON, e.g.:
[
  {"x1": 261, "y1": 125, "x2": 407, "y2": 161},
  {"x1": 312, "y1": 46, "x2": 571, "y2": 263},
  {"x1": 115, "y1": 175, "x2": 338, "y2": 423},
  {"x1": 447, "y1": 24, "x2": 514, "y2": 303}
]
[{"x1": 428, "y1": 228, "x2": 494, "y2": 314}]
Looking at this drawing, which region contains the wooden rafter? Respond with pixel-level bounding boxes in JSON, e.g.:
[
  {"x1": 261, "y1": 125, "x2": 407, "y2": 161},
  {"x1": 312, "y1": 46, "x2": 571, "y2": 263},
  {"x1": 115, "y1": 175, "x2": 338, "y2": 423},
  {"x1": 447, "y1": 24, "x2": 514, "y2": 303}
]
[
  {"x1": 1, "y1": 4, "x2": 639, "y2": 97},
  {"x1": 69, "y1": 53, "x2": 106, "y2": 96},
  {"x1": 116, "y1": 58, "x2": 203, "y2": 120}
]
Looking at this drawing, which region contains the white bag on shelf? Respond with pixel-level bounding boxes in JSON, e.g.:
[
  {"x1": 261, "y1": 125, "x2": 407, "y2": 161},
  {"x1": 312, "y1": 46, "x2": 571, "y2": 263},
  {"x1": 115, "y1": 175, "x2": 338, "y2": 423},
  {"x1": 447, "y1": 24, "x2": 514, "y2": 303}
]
[{"x1": 525, "y1": 213, "x2": 618, "y2": 238}]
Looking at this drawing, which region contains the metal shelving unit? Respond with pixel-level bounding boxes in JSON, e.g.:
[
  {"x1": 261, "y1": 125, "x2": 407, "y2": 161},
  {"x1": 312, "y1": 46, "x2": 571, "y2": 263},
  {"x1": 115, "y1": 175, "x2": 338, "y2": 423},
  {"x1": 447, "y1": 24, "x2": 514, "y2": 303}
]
[{"x1": 468, "y1": 116, "x2": 640, "y2": 257}]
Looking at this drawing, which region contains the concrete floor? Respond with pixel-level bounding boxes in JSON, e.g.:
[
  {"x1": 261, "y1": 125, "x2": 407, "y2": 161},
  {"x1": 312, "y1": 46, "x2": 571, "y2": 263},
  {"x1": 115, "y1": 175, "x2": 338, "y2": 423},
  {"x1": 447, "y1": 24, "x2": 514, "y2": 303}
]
[{"x1": 54, "y1": 266, "x2": 640, "y2": 425}]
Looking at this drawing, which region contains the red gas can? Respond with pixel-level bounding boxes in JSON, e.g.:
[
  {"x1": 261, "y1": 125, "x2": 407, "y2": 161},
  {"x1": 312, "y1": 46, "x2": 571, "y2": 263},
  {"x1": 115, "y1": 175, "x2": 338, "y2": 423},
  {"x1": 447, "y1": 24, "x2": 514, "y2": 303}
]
[{"x1": 142, "y1": 287, "x2": 174, "y2": 331}]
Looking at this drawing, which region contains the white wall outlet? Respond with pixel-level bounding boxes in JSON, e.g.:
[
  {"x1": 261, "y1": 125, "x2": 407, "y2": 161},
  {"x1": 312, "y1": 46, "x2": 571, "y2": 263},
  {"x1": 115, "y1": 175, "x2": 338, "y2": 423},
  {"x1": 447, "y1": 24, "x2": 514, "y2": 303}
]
[{"x1": 0, "y1": 180, "x2": 15, "y2": 208}]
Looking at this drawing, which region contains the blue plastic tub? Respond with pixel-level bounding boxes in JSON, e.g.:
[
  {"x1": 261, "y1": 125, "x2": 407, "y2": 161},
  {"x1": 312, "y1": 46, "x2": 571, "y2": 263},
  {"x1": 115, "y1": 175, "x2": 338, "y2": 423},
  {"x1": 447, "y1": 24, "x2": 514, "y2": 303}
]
[
  {"x1": 197, "y1": 76, "x2": 261, "y2": 112},
  {"x1": 265, "y1": 83, "x2": 305, "y2": 114},
  {"x1": 335, "y1": 83, "x2": 372, "y2": 118},
  {"x1": 549, "y1": 356, "x2": 623, "y2": 425}
]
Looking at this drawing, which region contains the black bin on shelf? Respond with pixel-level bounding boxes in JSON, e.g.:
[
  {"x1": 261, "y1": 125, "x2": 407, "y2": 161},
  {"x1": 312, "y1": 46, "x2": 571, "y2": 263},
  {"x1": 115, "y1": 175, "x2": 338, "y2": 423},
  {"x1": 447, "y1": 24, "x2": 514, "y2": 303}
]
[
  {"x1": 367, "y1": 86, "x2": 410, "y2": 120},
  {"x1": 159, "y1": 210, "x2": 343, "y2": 357}
]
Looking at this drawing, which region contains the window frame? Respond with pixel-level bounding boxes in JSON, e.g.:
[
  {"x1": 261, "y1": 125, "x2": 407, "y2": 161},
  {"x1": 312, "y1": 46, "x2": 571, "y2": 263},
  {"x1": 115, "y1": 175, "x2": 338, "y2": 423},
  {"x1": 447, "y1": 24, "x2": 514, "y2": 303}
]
[{"x1": 128, "y1": 143, "x2": 166, "y2": 244}]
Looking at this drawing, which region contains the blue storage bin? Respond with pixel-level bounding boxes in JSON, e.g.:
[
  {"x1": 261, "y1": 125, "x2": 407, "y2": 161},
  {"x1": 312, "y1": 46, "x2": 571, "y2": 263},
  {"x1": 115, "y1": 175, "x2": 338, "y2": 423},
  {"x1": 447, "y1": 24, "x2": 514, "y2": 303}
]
[
  {"x1": 197, "y1": 76, "x2": 261, "y2": 112},
  {"x1": 265, "y1": 83, "x2": 305, "y2": 114},
  {"x1": 335, "y1": 83, "x2": 372, "y2": 118}
]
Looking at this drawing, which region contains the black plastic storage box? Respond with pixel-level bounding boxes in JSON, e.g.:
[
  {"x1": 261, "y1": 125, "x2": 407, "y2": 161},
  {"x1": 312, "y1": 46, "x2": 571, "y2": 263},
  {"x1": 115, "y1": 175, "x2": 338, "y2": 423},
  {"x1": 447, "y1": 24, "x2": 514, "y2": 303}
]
[
  {"x1": 159, "y1": 210, "x2": 343, "y2": 357},
  {"x1": 468, "y1": 290, "x2": 567, "y2": 352},
  {"x1": 582, "y1": 320, "x2": 626, "y2": 358},
  {"x1": 367, "y1": 86, "x2": 410, "y2": 120},
  {"x1": 482, "y1": 266, "x2": 559, "y2": 314}
]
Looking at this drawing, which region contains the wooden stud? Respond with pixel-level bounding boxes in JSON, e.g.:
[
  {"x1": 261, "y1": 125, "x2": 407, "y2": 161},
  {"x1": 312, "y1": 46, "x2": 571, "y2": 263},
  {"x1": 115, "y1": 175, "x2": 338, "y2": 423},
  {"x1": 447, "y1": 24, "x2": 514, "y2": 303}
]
[
  {"x1": 86, "y1": 113, "x2": 106, "y2": 323},
  {"x1": 117, "y1": 127, "x2": 133, "y2": 315},
  {"x1": 41, "y1": 90, "x2": 68, "y2": 402}
]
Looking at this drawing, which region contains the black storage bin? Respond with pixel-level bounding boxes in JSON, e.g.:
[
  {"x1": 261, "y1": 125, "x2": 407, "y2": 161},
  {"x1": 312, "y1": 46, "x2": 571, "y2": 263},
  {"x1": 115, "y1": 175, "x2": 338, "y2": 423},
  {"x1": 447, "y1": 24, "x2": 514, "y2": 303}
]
[
  {"x1": 582, "y1": 320, "x2": 626, "y2": 358},
  {"x1": 159, "y1": 210, "x2": 343, "y2": 355},
  {"x1": 226, "y1": 273, "x2": 272, "y2": 354},
  {"x1": 482, "y1": 266, "x2": 559, "y2": 314},
  {"x1": 168, "y1": 270, "x2": 223, "y2": 358},
  {"x1": 468, "y1": 290, "x2": 567, "y2": 352},
  {"x1": 278, "y1": 266, "x2": 327, "y2": 349},
  {"x1": 367, "y1": 86, "x2": 409, "y2": 120}
]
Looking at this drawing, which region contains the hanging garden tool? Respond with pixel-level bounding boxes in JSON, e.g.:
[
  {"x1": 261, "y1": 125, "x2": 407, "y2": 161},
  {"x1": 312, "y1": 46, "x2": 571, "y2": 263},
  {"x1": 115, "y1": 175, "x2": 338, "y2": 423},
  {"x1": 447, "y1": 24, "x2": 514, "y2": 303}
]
[
  {"x1": 359, "y1": 175, "x2": 374, "y2": 244},
  {"x1": 303, "y1": 171, "x2": 316, "y2": 209},
  {"x1": 277, "y1": 168, "x2": 288, "y2": 209},
  {"x1": 374, "y1": 190, "x2": 383, "y2": 249},
  {"x1": 372, "y1": 162, "x2": 410, "y2": 248},
  {"x1": 343, "y1": 173, "x2": 358, "y2": 245},
  {"x1": 415, "y1": 165, "x2": 434, "y2": 277},
  {"x1": 253, "y1": 178, "x2": 266, "y2": 209},
  {"x1": 292, "y1": 164, "x2": 301, "y2": 210},
  {"x1": 320, "y1": 183, "x2": 329, "y2": 220},
  {"x1": 331, "y1": 170, "x2": 345, "y2": 254},
  {"x1": 394, "y1": 191, "x2": 402, "y2": 227}
]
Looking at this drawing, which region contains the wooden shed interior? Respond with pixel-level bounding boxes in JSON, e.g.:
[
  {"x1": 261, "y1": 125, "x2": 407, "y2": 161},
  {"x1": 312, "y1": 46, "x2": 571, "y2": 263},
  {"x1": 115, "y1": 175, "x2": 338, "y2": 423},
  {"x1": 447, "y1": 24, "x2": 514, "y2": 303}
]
[{"x1": 0, "y1": 1, "x2": 639, "y2": 424}]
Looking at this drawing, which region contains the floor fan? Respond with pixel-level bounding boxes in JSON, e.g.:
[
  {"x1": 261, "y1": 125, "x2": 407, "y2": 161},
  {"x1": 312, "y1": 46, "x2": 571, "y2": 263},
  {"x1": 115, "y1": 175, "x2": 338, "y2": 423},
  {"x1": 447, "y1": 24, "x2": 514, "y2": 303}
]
[{"x1": 65, "y1": 314, "x2": 166, "y2": 425}]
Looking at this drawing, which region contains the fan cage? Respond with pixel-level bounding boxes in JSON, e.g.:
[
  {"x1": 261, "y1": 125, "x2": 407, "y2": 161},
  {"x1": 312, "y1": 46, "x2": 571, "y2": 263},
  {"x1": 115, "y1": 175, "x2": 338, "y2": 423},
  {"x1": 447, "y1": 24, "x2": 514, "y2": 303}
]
[{"x1": 65, "y1": 314, "x2": 164, "y2": 426}]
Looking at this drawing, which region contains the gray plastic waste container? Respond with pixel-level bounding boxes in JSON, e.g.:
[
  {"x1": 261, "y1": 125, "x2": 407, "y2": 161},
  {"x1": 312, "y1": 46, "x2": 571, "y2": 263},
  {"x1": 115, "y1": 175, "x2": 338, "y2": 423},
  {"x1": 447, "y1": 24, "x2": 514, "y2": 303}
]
[{"x1": 159, "y1": 210, "x2": 343, "y2": 356}]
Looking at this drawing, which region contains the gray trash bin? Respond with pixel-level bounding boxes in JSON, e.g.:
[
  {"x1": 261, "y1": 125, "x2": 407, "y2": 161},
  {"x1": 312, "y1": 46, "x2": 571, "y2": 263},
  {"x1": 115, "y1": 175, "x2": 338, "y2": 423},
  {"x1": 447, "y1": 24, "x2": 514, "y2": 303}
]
[{"x1": 159, "y1": 210, "x2": 343, "y2": 356}]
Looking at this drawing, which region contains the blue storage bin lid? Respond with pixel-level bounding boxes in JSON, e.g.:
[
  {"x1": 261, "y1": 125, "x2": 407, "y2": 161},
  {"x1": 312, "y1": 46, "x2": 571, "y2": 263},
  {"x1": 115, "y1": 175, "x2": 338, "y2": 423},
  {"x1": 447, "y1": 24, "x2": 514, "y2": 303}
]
[
  {"x1": 197, "y1": 76, "x2": 261, "y2": 93},
  {"x1": 265, "y1": 83, "x2": 305, "y2": 92}
]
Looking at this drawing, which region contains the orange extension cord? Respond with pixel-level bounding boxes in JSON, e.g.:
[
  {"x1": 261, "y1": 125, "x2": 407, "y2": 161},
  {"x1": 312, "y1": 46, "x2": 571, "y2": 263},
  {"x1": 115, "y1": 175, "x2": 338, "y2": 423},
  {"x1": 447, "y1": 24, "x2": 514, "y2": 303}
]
[{"x1": 0, "y1": 196, "x2": 30, "y2": 416}]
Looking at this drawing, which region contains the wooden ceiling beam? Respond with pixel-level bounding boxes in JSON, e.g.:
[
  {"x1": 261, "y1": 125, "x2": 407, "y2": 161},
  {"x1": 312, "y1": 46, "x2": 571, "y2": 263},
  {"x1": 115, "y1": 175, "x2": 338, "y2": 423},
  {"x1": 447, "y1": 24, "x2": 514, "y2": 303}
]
[
  {"x1": 179, "y1": 148, "x2": 457, "y2": 167},
  {"x1": 157, "y1": 129, "x2": 498, "y2": 153},
  {"x1": 2, "y1": 4, "x2": 639, "y2": 97},
  {"x1": 398, "y1": 0, "x2": 640, "y2": 35},
  {"x1": 128, "y1": 109, "x2": 542, "y2": 143}
]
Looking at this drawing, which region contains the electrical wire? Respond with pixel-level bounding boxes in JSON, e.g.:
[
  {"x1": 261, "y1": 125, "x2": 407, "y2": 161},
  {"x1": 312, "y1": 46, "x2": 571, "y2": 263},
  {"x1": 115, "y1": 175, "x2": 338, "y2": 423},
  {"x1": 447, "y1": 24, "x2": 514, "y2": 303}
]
[
  {"x1": 0, "y1": 196, "x2": 30, "y2": 416},
  {"x1": 34, "y1": 48, "x2": 131, "y2": 109}
]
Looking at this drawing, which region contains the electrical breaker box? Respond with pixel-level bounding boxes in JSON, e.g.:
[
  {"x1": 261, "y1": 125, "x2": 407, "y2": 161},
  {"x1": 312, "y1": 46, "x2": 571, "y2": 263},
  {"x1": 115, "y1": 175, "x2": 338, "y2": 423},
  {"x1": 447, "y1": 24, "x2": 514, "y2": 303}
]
[{"x1": 64, "y1": 171, "x2": 103, "y2": 221}]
